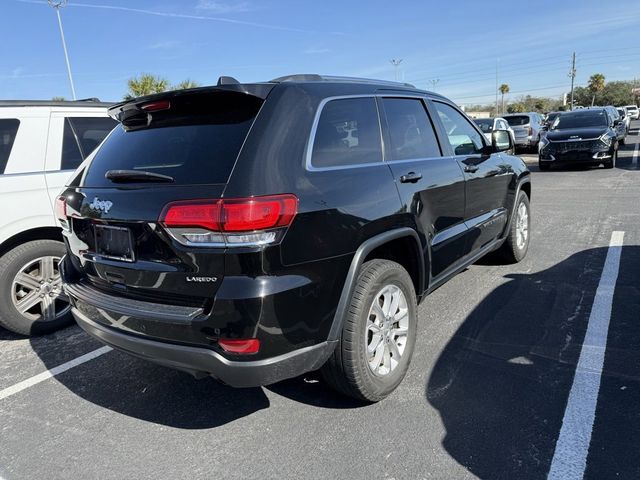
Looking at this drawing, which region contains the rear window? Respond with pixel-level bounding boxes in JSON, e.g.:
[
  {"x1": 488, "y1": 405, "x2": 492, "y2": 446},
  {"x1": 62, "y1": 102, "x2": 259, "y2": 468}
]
[
  {"x1": 0, "y1": 118, "x2": 20, "y2": 174},
  {"x1": 473, "y1": 118, "x2": 494, "y2": 133},
  {"x1": 504, "y1": 115, "x2": 530, "y2": 126},
  {"x1": 83, "y1": 92, "x2": 262, "y2": 186}
]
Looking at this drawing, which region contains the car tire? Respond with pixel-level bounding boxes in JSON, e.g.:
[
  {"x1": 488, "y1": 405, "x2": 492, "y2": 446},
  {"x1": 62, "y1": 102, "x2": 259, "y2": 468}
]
[
  {"x1": 498, "y1": 190, "x2": 530, "y2": 263},
  {"x1": 0, "y1": 240, "x2": 73, "y2": 336},
  {"x1": 604, "y1": 148, "x2": 617, "y2": 169},
  {"x1": 321, "y1": 259, "x2": 417, "y2": 402}
]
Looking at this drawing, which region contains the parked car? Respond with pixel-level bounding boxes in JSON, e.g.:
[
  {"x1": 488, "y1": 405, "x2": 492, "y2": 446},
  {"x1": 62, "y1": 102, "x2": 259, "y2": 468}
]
[
  {"x1": 599, "y1": 106, "x2": 626, "y2": 144},
  {"x1": 0, "y1": 100, "x2": 116, "y2": 336},
  {"x1": 472, "y1": 117, "x2": 516, "y2": 146},
  {"x1": 617, "y1": 108, "x2": 631, "y2": 132},
  {"x1": 538, "y1": 108, "x2": 618, "y2": 170},
  {"x1": 502, "y1": 112, "x2": 545, "y2": 151},
  {"x1": 59, "y1": 75, "x2": 531, "y2": 401},
  {"x1": 623, "y1": 104, "x2": 639, "y2": 120}
]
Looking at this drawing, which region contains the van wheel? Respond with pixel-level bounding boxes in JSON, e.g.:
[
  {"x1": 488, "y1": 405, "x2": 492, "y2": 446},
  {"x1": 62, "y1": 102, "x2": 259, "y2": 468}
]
[
  {"x1": 321, "y1": 259, "x2": 417, "y2": 402},
  {"x1": 0, "y1": 240, "x2": 73, "y2": 336},
  {"x1": 498, "y1": 191, "x2": 530, "y2": 263}
]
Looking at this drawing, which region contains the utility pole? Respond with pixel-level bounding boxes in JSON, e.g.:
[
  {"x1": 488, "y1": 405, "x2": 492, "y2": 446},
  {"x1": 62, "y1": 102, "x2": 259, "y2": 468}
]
[
  {"x1": 48, "y1": 0, "x2": 76, "y2": 100},
  {"x1": 568, "y1": 52, "x2": 576, "y2": 111},
  {"x1": 428, "y1": 78, "x2": 439, "y2": 92},
  {"x1": 495, "y1": 58, "x2": 499, "y2": 117},
  {"x1": 390, "y1": 59, "x2": 403, "y2": 81}
]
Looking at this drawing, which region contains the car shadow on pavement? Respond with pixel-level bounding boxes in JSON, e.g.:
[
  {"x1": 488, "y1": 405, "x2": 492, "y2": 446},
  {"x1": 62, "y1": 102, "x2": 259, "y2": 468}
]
[
  {"x1": 426, "y1": 246, "x2": 623, "y2": 479},
  {"x1": 27, "y1": 337, "x2": 272, "y2": 429},
  {"x1": 24, "y1": 334, "x2": 363, "y2": 429}
]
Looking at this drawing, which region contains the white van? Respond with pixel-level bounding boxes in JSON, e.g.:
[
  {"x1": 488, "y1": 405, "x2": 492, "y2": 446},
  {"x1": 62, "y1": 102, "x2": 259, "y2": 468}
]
[{"x1": 0, "y1": 100, "x2": 116, "y2": 335}]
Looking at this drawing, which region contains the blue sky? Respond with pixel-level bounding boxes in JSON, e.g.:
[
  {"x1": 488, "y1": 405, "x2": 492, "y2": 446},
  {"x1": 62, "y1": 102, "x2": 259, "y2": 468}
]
[{"x1": 3, "y1": 0, "x2": 640, "y2": 105}]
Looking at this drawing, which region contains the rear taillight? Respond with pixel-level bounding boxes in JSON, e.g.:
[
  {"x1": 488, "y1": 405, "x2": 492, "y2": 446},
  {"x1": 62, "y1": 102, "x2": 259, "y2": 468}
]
[
  {"x1": 55, "y1": 196, "x2": 70, "y2": 230},
  {"x1": 527, "y1": 126, "x2": 533, "y2": 135},
  {"x1": 160, "y1": 194, "x2": 298, "y2": 247},
  {"x1": 218, "y1": 338, "x2": 260, "y2": 355},
  {"x1": 141, "y1": 100, "x2": 170, "y2": 112}
]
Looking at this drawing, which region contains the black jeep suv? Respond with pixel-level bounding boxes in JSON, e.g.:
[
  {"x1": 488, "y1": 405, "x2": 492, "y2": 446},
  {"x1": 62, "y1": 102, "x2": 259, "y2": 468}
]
[{"x1": 58, "y1": 75, "x2": 531, "y2": 401}]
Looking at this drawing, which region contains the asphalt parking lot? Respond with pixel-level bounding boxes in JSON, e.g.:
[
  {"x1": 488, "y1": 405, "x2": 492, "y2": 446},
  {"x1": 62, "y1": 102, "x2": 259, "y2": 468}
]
[{"x1": 2, "y1": 123, "x2": 640, "y2": 480}]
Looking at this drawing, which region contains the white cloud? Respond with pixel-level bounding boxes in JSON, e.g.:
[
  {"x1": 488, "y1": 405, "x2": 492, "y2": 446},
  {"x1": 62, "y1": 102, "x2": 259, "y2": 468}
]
[
  {"x1": 196, "y1": 0, "x2": 251, "y2": 13},
  {"x1": 148, "y1": 40, "x2": 180, "y2": 50}
]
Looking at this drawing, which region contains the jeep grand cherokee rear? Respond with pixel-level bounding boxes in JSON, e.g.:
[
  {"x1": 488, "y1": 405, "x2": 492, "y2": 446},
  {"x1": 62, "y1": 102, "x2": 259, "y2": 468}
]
[{"x1": 60, "y1": 75, "x2": 530, "y2": 401}]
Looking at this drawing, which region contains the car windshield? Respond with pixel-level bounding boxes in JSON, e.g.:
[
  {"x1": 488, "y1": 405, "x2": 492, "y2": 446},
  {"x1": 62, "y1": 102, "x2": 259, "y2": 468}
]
[
  {"x1": 552, "y1": 111, "x2": 608, "y2": 129},
  {"x1": 504, "y1": 115, "x2": 530, "y2": 126},
  {"x1": 473, "y1": 119, "x2": 493, "y2": 132}
]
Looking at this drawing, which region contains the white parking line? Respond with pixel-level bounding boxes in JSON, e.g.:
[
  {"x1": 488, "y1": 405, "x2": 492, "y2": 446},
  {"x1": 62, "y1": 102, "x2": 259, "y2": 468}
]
[
  {"x1": 0, "y1": 346, "x2": 112, "y2": 401},
  {"x1": 547, "y1": 231, "x2": 624, "y2": 480},
  {"x1": 632, "y1": 141, "x2": 639, "y2": 167}
]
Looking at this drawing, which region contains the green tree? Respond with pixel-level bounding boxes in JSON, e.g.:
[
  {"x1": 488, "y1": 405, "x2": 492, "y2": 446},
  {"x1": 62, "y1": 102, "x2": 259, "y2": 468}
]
[
  {"x1": 124, "y1": 73, "x2": 170, "y2": 100},
  {"x1": 507, "y1": 102, "x2": 526, "y2": 113},
  {"x1": 173, "y1": 79, "x2": 200, "y2": 90},
  {"x1": 499, "y1": 84, "x2": 510, "y2": 114},
  {"x1": 587, "y1": 73, "x2": 605, "y2": 106}
]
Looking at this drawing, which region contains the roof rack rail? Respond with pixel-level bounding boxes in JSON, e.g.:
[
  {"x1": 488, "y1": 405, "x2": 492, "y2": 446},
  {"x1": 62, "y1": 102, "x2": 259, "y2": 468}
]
[{"x1": 270, "y1": 74, "x2": 415, "y2": 89}]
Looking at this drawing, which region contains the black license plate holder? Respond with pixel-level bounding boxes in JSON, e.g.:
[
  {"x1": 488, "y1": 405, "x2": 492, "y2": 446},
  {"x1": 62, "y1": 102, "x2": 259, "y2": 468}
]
[{"x1": 94, "y1": 225, "x2": 135, "y2": 262}]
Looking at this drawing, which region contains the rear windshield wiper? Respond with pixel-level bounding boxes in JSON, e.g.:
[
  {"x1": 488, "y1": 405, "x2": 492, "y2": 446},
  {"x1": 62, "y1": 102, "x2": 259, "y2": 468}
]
[{"x1": 105, "y1": 170, "x2": 175, "y2": 183}]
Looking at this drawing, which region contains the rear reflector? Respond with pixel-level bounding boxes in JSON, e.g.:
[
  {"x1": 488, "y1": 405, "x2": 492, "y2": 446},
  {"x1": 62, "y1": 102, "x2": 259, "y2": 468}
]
[
  {"x1": 218, "y1": 338, "x2": 260, "y2": 354},
  {"x1": 161, "y1": 194, "x2": 298, "y2": 233},
  {"x1": 55, "y1": 196, "x2": 67, "y2": 221}
]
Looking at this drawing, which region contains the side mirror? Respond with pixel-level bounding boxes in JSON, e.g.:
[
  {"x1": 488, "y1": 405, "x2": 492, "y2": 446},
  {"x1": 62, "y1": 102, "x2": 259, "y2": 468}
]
[{"x1": 492, "y1": 129, "x2": 512, "y2": 153}]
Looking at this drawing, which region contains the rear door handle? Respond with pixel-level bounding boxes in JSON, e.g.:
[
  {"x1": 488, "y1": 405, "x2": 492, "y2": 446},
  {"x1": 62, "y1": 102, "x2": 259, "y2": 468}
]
[
  {"x1": 400, "y1": 172, "x2": 422, "y2": 183},
  {"x1": 464, "y1": 165, "x2": 479, "y2": 173}
]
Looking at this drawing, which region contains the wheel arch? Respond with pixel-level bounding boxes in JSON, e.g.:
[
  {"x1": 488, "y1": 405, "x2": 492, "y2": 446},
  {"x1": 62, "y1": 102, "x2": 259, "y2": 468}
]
[
  {"x1": 0, "y1": 227, "x2": 63, "y2": 259},
  {"x1": 327, "y1": 228, "x2": 425, "y2": 343}
]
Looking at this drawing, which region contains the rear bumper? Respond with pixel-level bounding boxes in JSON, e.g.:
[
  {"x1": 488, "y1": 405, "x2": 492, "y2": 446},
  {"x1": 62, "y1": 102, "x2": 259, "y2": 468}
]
[{"x1": 72, "y1": 306, "x2": 335, "y2": 387}]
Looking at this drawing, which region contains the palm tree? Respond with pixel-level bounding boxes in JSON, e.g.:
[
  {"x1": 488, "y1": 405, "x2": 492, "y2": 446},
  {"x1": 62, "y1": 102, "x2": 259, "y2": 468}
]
[
  {"x1": 588, "y1": 73, "x2": 605, "y2": 107},
  {"x1": 499, "y1": 84, "x2": 510, "y2": 114},
  {"x1": 124, "y1": 74, "x2": 170, "y2": 100},
  {"x1": 173, "y1": 79, "x2": 200, "y2": 90}
]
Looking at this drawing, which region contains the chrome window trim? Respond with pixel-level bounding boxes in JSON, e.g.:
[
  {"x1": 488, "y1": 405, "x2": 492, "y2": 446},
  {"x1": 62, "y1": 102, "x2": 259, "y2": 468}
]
[{"x1": 305, "y1": 93, "x2": 450, "y2": 172}]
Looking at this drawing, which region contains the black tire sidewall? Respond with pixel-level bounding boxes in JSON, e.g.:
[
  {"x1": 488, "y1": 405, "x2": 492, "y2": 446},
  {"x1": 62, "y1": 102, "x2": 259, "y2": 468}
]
[
  {"x1": 509, "y1": 191, "x2": 530, "y2": 262},
  {"x1": 0, "y1": 240, "x2": 72, "y2": 336},
  {"x1": 344, "y1": 260, "x2": 417, "y2": 401}
]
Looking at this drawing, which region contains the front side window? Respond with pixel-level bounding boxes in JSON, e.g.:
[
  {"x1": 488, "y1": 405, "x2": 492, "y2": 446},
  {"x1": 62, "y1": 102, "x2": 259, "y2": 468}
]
[
  {"x1": 62, "y1": 117, "x2": 117, "y2": 170},
  {"x1": 311, "y1": 97, "x2": 382, "y2": 168},
  {"x1": 0, "y1": 118, "x2": 20, "y2": 174},
  {"x1": 433, "y1": 102, "x2": 485, "y2": 156},
  {"x1": 382, "y1": 98, "x2": 441, "y2": 160}
]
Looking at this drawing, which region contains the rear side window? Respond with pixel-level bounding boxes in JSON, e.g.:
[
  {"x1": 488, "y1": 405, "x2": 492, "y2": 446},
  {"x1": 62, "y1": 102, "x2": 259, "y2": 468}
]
[
  {"x1": 83, "y1": 92, "x2": 262, "y2": 186},
  {"x1": 0, "y1": 119, "x2": 20, "y2": 174},
  {"x1": 433, "y1": 102, "x2": 485, "y2": 156},
  {"x1": 62, "y1": 117, "x2": 117, "y2": 170},
  {"x1": 504, "y1": 115, "x2": 530, "y2": 126},
  {"x1": 382, "y1": 98, "x2": 441, "y2": 160},
  {"x1": 311, "y1": 97, "x2": 382, "y2": 168}
]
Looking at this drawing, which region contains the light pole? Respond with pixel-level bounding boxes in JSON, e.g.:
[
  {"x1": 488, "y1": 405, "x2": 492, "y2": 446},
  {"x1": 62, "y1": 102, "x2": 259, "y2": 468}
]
[
  {"x1": 48, "y1": 0, "x2": 76, "y2": 100},
  {"x1": 390, "y1": 59, "x2": 403, "y2": 81},
  {"x1": 428, "y1": 79, "x2": 439, "y2": 92}
]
